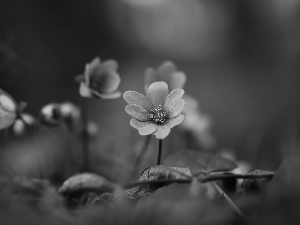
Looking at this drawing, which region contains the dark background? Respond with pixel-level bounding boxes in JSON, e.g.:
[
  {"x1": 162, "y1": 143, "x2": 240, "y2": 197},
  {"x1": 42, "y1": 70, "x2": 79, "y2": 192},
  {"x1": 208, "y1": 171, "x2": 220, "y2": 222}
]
[{"x1": 1, "y1": 0, "x2": 300, "y2": 181}]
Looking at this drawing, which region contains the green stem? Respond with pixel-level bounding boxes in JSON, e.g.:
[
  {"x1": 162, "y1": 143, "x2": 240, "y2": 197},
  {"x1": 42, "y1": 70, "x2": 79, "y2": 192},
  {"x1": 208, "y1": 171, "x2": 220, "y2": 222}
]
[
  {"x1": 81, "y1": 98, "x2": 89, "y2": 172},
  {"x1": 157, "y1": 139, "x2": 163, "y2": 165}
]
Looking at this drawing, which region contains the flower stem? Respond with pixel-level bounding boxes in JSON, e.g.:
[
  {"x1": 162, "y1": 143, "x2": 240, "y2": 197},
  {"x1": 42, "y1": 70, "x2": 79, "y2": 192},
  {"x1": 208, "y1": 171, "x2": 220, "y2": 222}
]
[
  {"x1": 81, "y1": 98, "x2": 89, "y2": 172},
  {"x1": 211, "y1": 181, "x2": 245, "y2": 218},
  {"x1": 127, "y1": 135, "x2": 152, "y2": 182},
  {"x1": 157, "y1": 139, "x2": 163, "y2": 165}
]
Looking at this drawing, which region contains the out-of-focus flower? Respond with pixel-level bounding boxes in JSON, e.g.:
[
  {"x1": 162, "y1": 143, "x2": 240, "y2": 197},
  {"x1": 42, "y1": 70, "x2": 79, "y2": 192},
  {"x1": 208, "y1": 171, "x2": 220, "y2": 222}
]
[
  {"x1": 181, "y1": 94, "x2": 215, "y2": 148},
  {"x1": 0, "y1": 88, "x2": 17, "y2": 130},
  {"x1": 76, "y1": 57, "x2": 121, "y2": 99},
  {"x1": 124, "y1": 81, "x2": 185, "y2": 139},
  {"x1": 0, "y1": 91, "x2": 38, "y2": 135},
  {"x1": 144, "y1": 61, "x2": 186, "y2": 92},
  {"x1": 12, "y1": 113, "x2": 37, "y2": 135},
  {"x1": 40, "y1": 102, "x2": 80, "y2": 128}
]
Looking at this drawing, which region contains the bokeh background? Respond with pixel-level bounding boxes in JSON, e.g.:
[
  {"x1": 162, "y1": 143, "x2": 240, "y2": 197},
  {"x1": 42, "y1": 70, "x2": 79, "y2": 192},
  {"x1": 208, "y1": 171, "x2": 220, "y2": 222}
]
[{"x1": 1, "y1": 0, "x2": 300, "y2": 183}]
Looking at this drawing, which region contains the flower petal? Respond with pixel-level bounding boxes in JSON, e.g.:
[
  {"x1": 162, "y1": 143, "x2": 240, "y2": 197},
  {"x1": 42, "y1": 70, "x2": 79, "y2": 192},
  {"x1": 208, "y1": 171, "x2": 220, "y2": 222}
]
[
  {"x1": 125, "y1": 104, "x2": 149, "y2": 121},
  {"x1": 166, "y1": 99, "x2": 185, "y2": 118},
  {"x1": 182, "y1": 94, "x2": 198, "y2": 113},
  {"x1": 123, "y1": 91, "x2": 153, "y2": 111},
  {"x1": 85, "y1": 57, "x2": 101, "y2": 84},
  {"x1": 75, "y1": 74, "x2": 84, "y2": 83},
  {"x1": 130, "y1": 119, "x2": 158, "y2": 135},
  {"x1": 90, "y1": 71, "x2": 121, "y2": 93},
  {"x1": 144, "y1": 68, "x2": 158, "y2": 92},
  {"x1": 92, "y1": 90, "x2": 121, "y2": 99},
  {"x1": 0, "y1": 94, "x2": 17, "y2": 112},
  {"x1": 168, "y1": 72, "x2": 186, "y2": 90},
  {"x1": 130, "y1": 118, "x2": 149, "y2": 129},
  {"x1": 146, "y1": 82, "x2": 169, "y2": 108},
  {"x1": 158, "y1": 61, "x2": 176, "y2": 81},
  {"x1": 164, "y1": 89, "x2": 184, "y2": 109},
  {"x1": 79, "y1": 83, "x2": 93, "y2": 98},
  {"x1": 165, "y1": 114, "x2": 184, "y2": 128},
  {"x1": 138, "y1": 123, "x2": 158, "y2": 136},
  {"x1": 153, "y1": 125, "x2": 171, "y2": 139},
  {"x1": 0, "y1": 112, "x2": 16, "y2": 130},
  {"x1": 101, "y1": 60, "x2": 118, "y2": 71}
]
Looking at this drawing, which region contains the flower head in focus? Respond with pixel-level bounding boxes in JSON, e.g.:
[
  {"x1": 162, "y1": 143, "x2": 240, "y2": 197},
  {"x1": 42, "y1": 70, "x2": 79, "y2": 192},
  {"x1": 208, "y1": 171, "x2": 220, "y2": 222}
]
[
  {"x1": 124, "y1": 81, "x2": 185, "y2": 139},
  {"x1": 76, "y1": 57, "x2": 121, "y2": 99},
  {"x1": 144, "y1": 61, "x2": 186, "y2": 92}
]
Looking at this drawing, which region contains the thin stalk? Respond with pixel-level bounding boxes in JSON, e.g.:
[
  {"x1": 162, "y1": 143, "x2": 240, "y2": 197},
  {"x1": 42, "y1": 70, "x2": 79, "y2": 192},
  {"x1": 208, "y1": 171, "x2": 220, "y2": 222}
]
[
  {"x1": 81, "y1": 98, "x2": 89, "y2": 172},
  {"x1": 211, "y1": 181, "x2": 245, "y2": 218},
  {"x1": 157, "y1": 139, "x2": 163, "y2": 165}
]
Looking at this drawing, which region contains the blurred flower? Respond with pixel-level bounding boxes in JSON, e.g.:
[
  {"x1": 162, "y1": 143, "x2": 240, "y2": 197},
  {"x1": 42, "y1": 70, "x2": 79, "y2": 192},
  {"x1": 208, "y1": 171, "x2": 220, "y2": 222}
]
[
  {"x1": 0, "y1": 92, "x2": 38, "y2": 135},
  {"x1": 124, "y1": 81, "x2": 185, "y2": 139},
  {"x1": 181, "y1": 94, "x2": 215, "y2": 148},
  {"x1": 40, "y1": 102, "x2": 80, "y2": 128},
  {"x1": 144, "y1": 61, "x2": 186, "y2": 92},
  {"x1": 0, "y1": 88, "x2": 17, "y2": 130},
  {"x1": 12, "y1": 113, "x2": 37, "y2": 135},
  {"x1": 86, "y1": 122, "x2": 99, "y2": 136},
  {"x1": 76, "y1": 57, "x2": 121, "y2": 99}
]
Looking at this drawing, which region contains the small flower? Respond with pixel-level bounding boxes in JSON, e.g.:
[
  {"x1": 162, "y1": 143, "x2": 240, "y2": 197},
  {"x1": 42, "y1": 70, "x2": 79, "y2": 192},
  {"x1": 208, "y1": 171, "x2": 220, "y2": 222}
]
[
  {"x1": 144, "y1": 61, "x2": 186, "y2": 92},
  {"x1": 40, "y1": 102, "x2": 80, "y2": 128},
  {"x1": 123, "y1": 81, "x2": 185, "y2": 139},
  {"x1": 12, "y1": 113, "x2": 37, "y2": 135},
  {"x1": 76, "y1": 57, "x2": 121, "y2": 99},
  {"x1": 0, "y1": 88, "x2": 17, "y2": 130}
]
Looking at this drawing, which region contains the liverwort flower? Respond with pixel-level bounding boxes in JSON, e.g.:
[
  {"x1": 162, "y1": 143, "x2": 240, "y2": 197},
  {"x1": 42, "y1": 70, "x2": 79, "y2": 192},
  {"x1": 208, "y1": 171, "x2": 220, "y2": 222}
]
[
  {"x1": 0, "y1": 90, "x2": 38, "y2": 134},
  {"x1": 144, "y1": 61, "x2": 186, "y2": 92},
  {"x1": 40, "y1": 102, "x2": 80, "y2": 128},
  {"x1": 12, "y1": 113, "x2": 37, "y2": 135},
  {"x1": 76, "y1": 57, "x2": 121, "y2": 99},
  {"x1": 123, "y1": 81, "x2": 185, "y2": 139},
  {"x1": 0, "y1": 88, "x2": 17, "y2": 130}
]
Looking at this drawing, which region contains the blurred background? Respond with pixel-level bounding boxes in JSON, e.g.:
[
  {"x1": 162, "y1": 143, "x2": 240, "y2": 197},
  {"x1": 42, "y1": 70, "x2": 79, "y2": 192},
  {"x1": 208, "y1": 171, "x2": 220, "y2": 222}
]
[{"x1": 1, "y1": 0, "x2": 300, "y2": 184}]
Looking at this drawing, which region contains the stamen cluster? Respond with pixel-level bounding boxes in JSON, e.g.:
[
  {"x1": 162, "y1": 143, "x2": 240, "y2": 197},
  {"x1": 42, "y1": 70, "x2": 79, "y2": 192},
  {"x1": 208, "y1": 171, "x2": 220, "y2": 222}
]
[{"x1": 149, "y1": 105, "x2": 167, "y2": 125}]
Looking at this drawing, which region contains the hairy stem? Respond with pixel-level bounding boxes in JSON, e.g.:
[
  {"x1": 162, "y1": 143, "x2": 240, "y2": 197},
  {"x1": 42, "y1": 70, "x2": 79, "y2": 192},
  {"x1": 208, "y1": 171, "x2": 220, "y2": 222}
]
[
  {"x1": 157, "y1": 139, "x2": 163, "y2": 165},
  {"x1": 81, "y1": 98, "x2": 89, "y2": 172}
]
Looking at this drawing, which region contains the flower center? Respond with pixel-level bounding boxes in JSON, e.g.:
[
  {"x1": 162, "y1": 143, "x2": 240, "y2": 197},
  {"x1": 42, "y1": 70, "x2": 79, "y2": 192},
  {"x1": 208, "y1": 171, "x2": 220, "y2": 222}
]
[{"x1": 149, "y1": 105, "x2": 167, "y2": 125}]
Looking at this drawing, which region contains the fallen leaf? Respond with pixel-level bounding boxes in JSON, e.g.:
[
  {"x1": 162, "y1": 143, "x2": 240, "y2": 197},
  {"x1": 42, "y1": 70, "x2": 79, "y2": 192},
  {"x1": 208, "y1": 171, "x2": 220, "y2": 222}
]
[
  {"x1": 126, "y1": 165, "x2": 192, "y2": 199},
  {"x1": 164, "y1": 150, "x2": 238, "y2": 174},
  {"x1": 58, "y1": 173, "x2": 121, "y2": 207}
]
